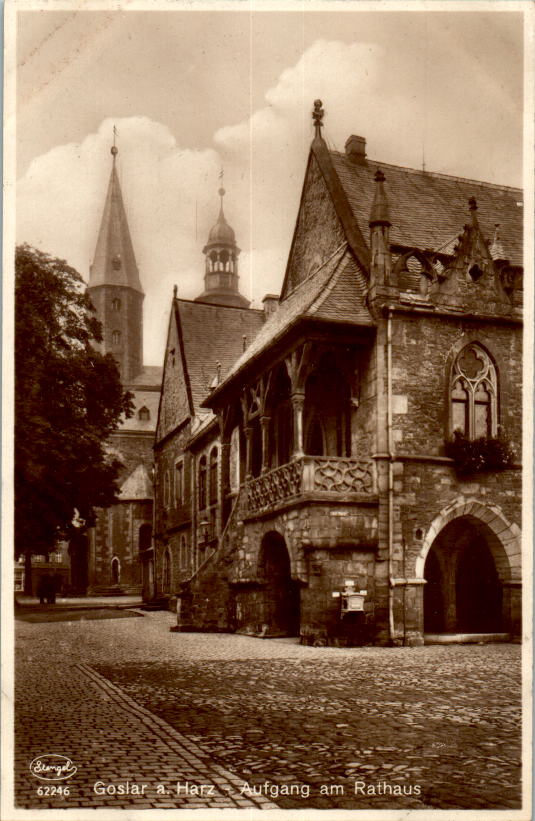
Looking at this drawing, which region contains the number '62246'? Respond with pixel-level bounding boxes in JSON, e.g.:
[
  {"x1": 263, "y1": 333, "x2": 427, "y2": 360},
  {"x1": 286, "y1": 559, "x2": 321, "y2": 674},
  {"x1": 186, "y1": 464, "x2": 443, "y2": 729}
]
[{"x1": 37, "y1": 785, "x2": 70, "y2": 797}]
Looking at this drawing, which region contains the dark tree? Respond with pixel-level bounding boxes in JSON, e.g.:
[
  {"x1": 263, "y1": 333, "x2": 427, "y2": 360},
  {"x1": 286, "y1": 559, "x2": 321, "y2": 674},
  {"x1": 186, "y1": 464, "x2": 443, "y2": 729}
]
[{"x1": 15, "y1": 244, "x2": 133, "y2": 592}]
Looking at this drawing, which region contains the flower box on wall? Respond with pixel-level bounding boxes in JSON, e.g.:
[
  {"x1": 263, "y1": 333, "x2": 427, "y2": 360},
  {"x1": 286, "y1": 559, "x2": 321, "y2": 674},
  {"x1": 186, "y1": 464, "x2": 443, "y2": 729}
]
[{"x1": 444, "y1": 430, "x2": 517, "y2": 477}]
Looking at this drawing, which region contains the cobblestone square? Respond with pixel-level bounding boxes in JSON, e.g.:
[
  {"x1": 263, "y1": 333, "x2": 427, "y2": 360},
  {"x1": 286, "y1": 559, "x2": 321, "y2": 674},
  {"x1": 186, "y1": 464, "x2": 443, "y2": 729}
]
[{"x1": 13, "y1": 608, "x2": 525, "y2": 814}]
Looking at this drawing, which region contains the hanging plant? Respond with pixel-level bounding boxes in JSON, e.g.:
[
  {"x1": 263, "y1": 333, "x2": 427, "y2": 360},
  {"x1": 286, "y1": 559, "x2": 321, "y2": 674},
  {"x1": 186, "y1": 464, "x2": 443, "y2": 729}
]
[{"x1": 445, "y1": 430, "x2": 517, "y2": 476}]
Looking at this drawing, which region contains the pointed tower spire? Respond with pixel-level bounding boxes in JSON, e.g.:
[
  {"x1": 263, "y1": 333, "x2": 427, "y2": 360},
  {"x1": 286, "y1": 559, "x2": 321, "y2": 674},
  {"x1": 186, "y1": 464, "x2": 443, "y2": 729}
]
[
  {"x1": 88, "y1": 136, "x2": 144, "y2": 382},
  {"x1": 195, "y1": 174, "x2": 250, "y2": 309},
  {"x1": 89, "y1": 140, "x2": 143, "y2": 292},
  {"x1": 369, "y1": 169, "x2": 392, "y2": 287}
]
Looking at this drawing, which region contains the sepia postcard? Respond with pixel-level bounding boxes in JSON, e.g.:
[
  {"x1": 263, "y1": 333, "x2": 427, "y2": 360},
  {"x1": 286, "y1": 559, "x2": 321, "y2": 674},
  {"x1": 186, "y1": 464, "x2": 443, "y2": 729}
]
[{"x1": 3, "y1": 2, "x2": 533, "y2": 819}]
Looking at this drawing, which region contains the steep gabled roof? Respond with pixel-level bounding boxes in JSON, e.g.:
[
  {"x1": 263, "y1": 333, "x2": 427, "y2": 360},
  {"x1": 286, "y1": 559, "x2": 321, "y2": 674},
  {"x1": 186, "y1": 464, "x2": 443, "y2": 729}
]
[
  {"x1": 176, "y1": 300, "x2": 265, "y2": 411},
  {"x1": 331, "y1": 152, "x2": 523, "y2": 266},
  {"x1": 204, "y1": 245, "x2": 373, "y2": 407},
  {"x1": 119, "y1": 463, "x2": 152, "y2": 501},
  {"x1": 156, "y1": 298, "x2": 265, "y2": 442},
  {"x1": 119, "y1": 387, "x2": 161, "y2": 433}
]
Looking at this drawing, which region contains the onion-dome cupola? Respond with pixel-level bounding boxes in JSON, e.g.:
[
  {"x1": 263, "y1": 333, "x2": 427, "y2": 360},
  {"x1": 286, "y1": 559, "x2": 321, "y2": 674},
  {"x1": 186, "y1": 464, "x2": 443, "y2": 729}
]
[
  {"x1": 195, "y1": 176, "x2": 250, "y2": 309},
  {"x1": 88, "y1": 136, "x2": 144, "y2": 383}
]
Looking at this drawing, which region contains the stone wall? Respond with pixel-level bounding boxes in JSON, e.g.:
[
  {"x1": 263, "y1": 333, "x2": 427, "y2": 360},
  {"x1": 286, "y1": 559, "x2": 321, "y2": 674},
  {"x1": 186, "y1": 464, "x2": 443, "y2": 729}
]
[
  {"x1": 89, "y1": 284, "x2": 143, "y2": 383},
  {"x1": 388, "y1": 314, "x2": 522, "y2": 456},
  {"x1": 88, "y1": 499, "x2": 151, "y2": 591},
  {"x1": 284, "y1": 155, "x2": 346, "y2": 294},
  {"x1": 111, "y1": 431, "x2": 155, "y2": 480}
]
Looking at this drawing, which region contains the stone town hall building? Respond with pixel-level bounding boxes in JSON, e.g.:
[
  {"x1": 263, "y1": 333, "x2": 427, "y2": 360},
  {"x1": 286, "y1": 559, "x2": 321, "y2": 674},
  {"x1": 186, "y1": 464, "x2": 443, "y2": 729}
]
[{"x1": 154, "y1": 101, "x2": 523, "y2": 645}]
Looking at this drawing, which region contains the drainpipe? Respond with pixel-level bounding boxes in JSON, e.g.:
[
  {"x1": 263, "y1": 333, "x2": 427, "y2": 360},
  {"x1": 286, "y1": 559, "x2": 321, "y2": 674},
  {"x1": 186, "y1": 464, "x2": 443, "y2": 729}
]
[
  {"x1": 386, "y1": 308, "x2": 396, "y2": 644},
  {"x1": 151, "y1": 466, "x2": 158, "y2": 601}
]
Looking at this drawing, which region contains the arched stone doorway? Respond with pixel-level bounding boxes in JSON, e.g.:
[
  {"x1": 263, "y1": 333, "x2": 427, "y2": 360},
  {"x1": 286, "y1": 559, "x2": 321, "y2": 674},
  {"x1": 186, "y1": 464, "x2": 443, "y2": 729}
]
[
  {"x1": 259, "y1": 532, "x2": 300, "y2": 636},
  {"x1": 423, "y1": 516, "x2": 509, "y2": 634},
  {"x1": 111, "y1": 556, "x2": 120, "y2": 586}
]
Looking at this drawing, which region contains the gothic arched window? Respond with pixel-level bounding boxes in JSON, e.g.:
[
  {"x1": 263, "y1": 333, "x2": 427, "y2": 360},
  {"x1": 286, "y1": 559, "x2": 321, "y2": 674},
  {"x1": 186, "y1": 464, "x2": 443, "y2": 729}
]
[
  {"x1": 163, "y1": 470, "x2": 171, "y2": 508},
  {"x1": 138, "y1": 406, "x2": 150, "y2": 421},
  {"x1": 112, "y1": 330, "x2": 121, "y2": 345},
  {"x1": 162, "y1": 547, "x2": 172, "y2": 592},
  {"x1": 209, "y1": 447, "x2": 218, "y2": 506},
  {"x1": 450, "y1": 344, "x2": 497, "y2": 439},
  {"x1": 198, "y1": 455, "x2": 207, "y2": 510},
  {"x1": 180, "y1": 534, "x2": 187, "y2": 569},
  {"x1": 174, "y1": 460, "x2": 184, "y2": 505},
  {"x1": 111, "y1": 298, "x2": 121, "y2": 312}
]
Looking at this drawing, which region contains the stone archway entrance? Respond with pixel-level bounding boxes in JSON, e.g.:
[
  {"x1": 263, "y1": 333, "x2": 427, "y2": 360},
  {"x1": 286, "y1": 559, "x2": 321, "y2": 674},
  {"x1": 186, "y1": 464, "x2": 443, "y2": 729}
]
[
  {"x1": 423, "y1": 517, "x2": 507, "y2": 634},
  {"x1": 259, "y1": 532, "x2": 300, "y2": 636}
]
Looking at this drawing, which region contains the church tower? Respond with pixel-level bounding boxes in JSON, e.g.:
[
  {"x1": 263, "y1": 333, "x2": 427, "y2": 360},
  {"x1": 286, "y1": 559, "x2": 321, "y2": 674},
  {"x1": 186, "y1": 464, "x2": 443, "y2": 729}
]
[
  {"x1": 88, "y1": 143, "x2": 144, "y2": 382},
  {"x1": 195, "y1": 179, "x2": 250, "y2": 308}
]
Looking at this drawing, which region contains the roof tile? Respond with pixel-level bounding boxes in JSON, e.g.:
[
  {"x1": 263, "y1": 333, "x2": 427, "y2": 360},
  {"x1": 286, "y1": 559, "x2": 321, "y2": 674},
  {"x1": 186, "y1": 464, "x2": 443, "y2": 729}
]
[
  {"x1": 177, "y1": 300, "x2": 265, "y2": 411},
  {"x1": 331, "y1": 153, "x2": 522, "y2": 266},
  {"x1": 206, "y1": 246, "x2": 373, "y2": 402}
]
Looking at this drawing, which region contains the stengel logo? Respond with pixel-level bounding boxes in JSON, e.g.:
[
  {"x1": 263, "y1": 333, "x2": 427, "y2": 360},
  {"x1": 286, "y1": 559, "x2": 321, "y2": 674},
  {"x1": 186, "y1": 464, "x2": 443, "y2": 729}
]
[{"x1": 30, "y1": 755, "x2": 77, "y2": 781}]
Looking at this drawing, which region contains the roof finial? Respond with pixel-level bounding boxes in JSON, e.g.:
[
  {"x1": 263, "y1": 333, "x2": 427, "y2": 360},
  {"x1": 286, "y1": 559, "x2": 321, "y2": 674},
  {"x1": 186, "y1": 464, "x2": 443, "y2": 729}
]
[
  {"x1": 468, "y1": 196, "x2": 478, "y2": 227},
  {"x1": 312, "y1": 99, "x2": 324, "y2": 139},
  {"x1": 489, "y1": 223, "x2": 506, "y2": 262},
  {"x1": 111, "y1": 124, "x2": 118, "y2": 158},
  {"x1": 369, "y1": 169, "x2": 390, "y2": 227},
  {"x1": 173, "y1": 284, "x2": 178, "y2": 298},
  {"x1": 218, "y1": 167, "x2": 225, "y2": 212}
]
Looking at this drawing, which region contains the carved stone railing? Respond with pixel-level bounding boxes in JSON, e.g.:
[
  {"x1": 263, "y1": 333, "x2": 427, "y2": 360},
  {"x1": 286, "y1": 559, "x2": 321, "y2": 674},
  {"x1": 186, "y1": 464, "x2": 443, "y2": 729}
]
[
  {"x1": 245, "y1": 456, "x2": 374, "y2": 514},
  {"x1": 246, "y1": 461, "x2": 302, "y2": 512},
  {"x1": 304, "y1": 456, "x2": 374, "y2": 495}
]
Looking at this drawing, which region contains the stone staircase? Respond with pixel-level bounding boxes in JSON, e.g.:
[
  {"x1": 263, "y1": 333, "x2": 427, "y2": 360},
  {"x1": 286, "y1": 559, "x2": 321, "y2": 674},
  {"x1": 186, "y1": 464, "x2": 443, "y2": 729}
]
[
  {"x1": 87, "y1": 584, "x2": 142, "y2": 597},
  {"x1": 175, "y1": 491, "x2": 245, "y2": 631}
]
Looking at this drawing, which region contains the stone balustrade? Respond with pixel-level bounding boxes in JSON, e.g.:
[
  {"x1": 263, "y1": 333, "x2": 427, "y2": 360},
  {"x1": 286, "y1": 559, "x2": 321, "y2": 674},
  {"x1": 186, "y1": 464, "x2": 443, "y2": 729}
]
[{"x1": 245, "y1": 456, "x2": 374, "y2": 514}]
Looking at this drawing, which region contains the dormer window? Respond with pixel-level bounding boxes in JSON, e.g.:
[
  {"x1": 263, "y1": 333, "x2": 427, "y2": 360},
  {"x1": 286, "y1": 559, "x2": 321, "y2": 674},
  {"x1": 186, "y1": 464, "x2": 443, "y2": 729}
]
[{"x1": 138, "y1": 406, "x2": 150, "y2": 421}]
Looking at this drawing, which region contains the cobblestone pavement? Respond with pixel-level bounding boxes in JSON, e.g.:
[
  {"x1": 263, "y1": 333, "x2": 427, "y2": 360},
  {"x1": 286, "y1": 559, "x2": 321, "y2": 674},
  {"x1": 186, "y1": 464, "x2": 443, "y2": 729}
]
[{"x1": 13, "y1": 609, "x2": 524, "y2": 814}]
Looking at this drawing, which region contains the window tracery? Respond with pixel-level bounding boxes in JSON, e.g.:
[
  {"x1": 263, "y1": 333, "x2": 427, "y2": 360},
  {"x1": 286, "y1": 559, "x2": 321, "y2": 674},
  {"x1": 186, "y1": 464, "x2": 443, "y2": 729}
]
[{"x1": 450, "y1": 344, "x2": 497, "y2": 438}]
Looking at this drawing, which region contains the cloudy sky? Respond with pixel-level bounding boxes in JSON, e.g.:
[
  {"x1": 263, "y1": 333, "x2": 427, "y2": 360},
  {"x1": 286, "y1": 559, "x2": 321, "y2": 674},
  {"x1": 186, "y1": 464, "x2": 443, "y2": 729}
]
[{"x1": 14, "y1": 4, "x2": 525, "y2": 365}]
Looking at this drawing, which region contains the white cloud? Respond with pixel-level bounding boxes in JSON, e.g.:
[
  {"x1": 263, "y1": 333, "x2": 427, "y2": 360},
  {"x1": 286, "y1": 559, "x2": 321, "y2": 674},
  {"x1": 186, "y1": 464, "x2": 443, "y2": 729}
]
[{"x1": 16, "y1": 36, "x2": 521, "y2": 365}]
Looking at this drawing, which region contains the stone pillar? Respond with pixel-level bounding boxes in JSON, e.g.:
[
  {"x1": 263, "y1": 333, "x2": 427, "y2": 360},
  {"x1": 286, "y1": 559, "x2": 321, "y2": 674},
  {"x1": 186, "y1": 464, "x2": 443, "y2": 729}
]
[
  {"x1": 260, "y1": 416, "x2": 271, "y2": 473},
  {"x1": 291, "y1": 392, "x2": 305, "y2": 458},
  {"x1": 220, "y1": 439, "x2": 231, "y2": 530},
  {"x1": 502, "y1": 581, "x2": 522, "y2": 640},
  {"x1": 244, "y1": 425, "x2": 253, "y2": 479}
]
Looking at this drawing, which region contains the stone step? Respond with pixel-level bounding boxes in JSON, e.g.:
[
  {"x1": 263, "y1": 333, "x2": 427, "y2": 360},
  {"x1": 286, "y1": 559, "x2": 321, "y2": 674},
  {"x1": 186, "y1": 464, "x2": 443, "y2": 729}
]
[
  {"x1": 424, "y1": 632, "x2": 510, "y2": 645},
  {"x1": 87, "y1": 585, "x2": 142, "y2": 597}
]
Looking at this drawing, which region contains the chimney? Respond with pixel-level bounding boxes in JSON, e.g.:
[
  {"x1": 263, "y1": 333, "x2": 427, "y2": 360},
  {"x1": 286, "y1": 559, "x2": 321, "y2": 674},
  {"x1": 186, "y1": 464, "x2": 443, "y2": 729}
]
[
  {"x1": 262, "y1": 294, "x2": 279, "y2": 316},
  {"x1": 345, "y1": 135, "x2": 367, "y2": 164}
]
